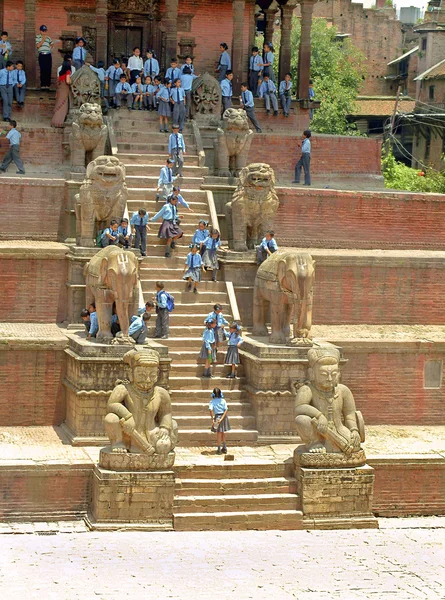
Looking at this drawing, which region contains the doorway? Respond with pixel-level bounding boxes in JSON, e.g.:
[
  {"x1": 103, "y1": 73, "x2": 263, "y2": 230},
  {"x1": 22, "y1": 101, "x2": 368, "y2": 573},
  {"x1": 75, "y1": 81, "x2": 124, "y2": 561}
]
[{"x1": 109, "y1": 24, "x2": 143, "y2": 63}]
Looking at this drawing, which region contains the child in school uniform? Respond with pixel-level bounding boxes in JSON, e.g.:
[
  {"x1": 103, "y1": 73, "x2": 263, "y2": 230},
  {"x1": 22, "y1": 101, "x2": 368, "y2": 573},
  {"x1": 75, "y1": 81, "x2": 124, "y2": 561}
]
[
  {"x1": 292, "y1": 129, "x2": 312, "y2": 186},
  {"x1": 90, "y1": 61, "x2": 107, "y2": 110},
  {"x1": 259, "y1": 74, "x2": 278, "y2": 116},
  {"x1": 217, "y1": 43, "x2": 231, "y2": 82},
  {"x1": 0, "y1": 120, "x2": 25, "y2": 175},
  {"x1": 220, "y1": 71, "x2": 233, "y2": 112},
  {"x1": 149, "y1": 194, "x2": 183, "y2": 258},
  {"x1": 105, "y1": 59, "x2": 123, "y2": 108},
  {"x1": 170, "y1": 78, "x2": 186, "y2": 132},
  {"x1": 153, "y1": 281, "x2": 169, "y2": 339},
  {"x1": 206, "y1": 303, "x2": 229, "y2": 355},
  {"x1": 131, "y1": 75, "x2": 144, "y2": 110},
  {"x1": 14, "y1": 61, "x2": 26, "y2": 107},
  {"x1": 279, "y1": 72, "x2": 292, "y2": 118},
  {"x1": 256, "y1": 230, "x2": 278, "y2": 265},
  {"x1": 72, "y1": 36, "x2": 87, "y2": 69},
  {"x1": 260, "y1": 41, "x2": 275, "y2": 82},
  {"x1": 192, "y1": 220, "x2": 210, "y2": 256},
  {"x1": 118, "y1": 218, "x2": 132, "y2": 249},
  {"x1": 183, "y1": 243, "x2": 203, "y2": 293},
  {"x1": 127, "y1": 47, "x2": 143, "y2": 84},
  {"x1": 143, "y1": 49, "x2": 160, "y2": 80},
  {"x1": 143, "y1": 75, "x2": 156, "y2": 110},
  {"x1": 169, "y1": 123, "x2": 186, "y2": 177},
  {"x1": 225, "y1": 322, "x2": 243, "y2": 378},
  {"x1": 157, "y1": 157, "x2": 177, "y2": 202},
  {"x1": 153, "y1": 76, "x2": 161, "y2": 109},
  {"x1": 115, "y1": 74, "x2": 132, "y2": 110},
  {"x1": 0, "y1": 31, "x2": 12, "y2": 70},
  {"x1": 202, "y1": 229, "x2": 221, "y2": 282},
  {"x1": 167, "y1": 186, "x2": 194, "y2": 214},
  {"x1": 200, "y1": 318, "x2": 217, "y2": 378},
  {"x1": 249, "y1": 46, "x2": 262, "y2": 97},
  {"x1": 157, "y1": 78, "x2": 172, "y2": 133},
  {"x1": 180, "y1": 66, "x2": 197, "y2": 121},
  {"x1": 240, "y1": 82, "x2": 262, "y2": 133},
  {"x1": 0, "y1": 61, "x2": 16, "y2": 122},
  {"x1": 80, "y1": 308, "x2": 91, "y2": 334},
  {"x1": 130, "y1": 208, "x2": 149, "y2": 256},
  {"x1": 101, "y1": 220, "x2": 119, "y2": 246},
  {"x1": 166, "y1": 58, "x2": 181, "y2": 83},
  {"x1": 86, "y1": 303, "x2": 98, "y2": 340},
  {"x1": 209, "y1": 388, "x2": 231, "y2": 454},
  {"x1": 181, "y1": 56, "x2": 195, "y2": 74}
]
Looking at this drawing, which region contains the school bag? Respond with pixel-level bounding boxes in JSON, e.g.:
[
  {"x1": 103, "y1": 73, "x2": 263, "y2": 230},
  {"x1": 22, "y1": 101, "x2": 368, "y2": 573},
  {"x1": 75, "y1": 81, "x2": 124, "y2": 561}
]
[
  {"x1": 165, "y1": 292, "x2": 175, "y2": 312},
  {"x1": 96, "y1": 229, "x2": 104, "y2": 247}
]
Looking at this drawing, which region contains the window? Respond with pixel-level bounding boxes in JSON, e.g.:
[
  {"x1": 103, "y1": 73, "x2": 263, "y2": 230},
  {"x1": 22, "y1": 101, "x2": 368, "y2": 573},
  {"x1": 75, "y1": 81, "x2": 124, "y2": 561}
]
[
  {"x1": 429, "y1": 85, "x2": 435, "y2": 100},
  {"x1": 422, "y1": 37, "x2": 427, "y2": 51},
  {"x1": 424, "y1": 360, "x2": 442, "y2": 389}
]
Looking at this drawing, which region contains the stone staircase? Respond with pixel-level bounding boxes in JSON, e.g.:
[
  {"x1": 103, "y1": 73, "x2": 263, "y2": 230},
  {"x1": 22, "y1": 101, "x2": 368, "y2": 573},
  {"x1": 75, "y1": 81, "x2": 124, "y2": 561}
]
[{"x1": 112, "y1": 110, "x2": 259, "y2": 447}]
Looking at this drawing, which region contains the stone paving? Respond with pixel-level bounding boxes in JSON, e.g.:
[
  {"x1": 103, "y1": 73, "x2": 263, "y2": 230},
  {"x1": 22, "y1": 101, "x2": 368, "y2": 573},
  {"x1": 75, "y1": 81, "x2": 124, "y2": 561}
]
[{"x1": 0, "y1": 518, "x2": 444, "y2": 599}]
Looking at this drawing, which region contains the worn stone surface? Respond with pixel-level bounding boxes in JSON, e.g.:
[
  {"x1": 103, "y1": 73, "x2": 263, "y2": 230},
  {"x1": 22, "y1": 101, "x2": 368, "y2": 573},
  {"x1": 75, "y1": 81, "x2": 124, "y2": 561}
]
[
  {"x1": 69, "y1": 65, "x2": 101, "y2": 110},
  {"x1": 191, "y1": 72, "x2": 222, "y2": 125},
  {"x1": 75, "y1": 156, "x2": 128, "y2": 248},
  {"x1": 214, "y1": 108, "x2": 254, "y2": 177},
  {"x1": 226, "y1": 163, "x2": 279, "y2": 252},
  {"x1": 70, "y1": 103, "x2": 108, "y2": 172}
]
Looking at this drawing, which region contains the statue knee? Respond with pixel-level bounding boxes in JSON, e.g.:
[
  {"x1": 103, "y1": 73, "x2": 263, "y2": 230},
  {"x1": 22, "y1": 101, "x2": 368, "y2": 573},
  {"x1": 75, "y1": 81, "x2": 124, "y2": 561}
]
[
  {"x1": 295, "y1": 415, "x2": 313, "y2": 438},
  {"x1": 104, "y1": 413, "x2": 120, "y2": 428}
]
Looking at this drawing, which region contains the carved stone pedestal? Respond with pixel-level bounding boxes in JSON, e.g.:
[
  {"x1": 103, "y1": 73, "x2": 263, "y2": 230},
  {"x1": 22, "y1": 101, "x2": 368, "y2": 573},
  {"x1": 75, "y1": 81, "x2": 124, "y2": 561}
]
[
  {"x1": 86, "y1": 462, "x2": 175, "y2": 531},
  {"x1": 294, "y1": 450, "x2": 379, "y2": 530}
]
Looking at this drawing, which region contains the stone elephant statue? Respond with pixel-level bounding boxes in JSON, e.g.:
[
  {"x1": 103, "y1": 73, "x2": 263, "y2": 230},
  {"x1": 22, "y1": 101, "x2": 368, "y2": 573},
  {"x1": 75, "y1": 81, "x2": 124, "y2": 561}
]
[
  {"x1": 252, "y1": 250, "x2": 315, "y2": 345},
  {"x1": 84, "y1": 246, "x2": 139, "y2": 342}
]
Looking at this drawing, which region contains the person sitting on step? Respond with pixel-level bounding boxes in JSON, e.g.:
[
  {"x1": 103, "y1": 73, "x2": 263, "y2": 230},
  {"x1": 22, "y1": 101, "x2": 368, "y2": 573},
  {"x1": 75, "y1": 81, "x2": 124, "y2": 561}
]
[
  {"x1": 256, "y1": 230, "x2": 278, "y2": 265},
  {"x1": 114, "y1": 74, "x2": 132, "y2": 110},
  {"x1": 118, "y1": 218, "x2": 132, "y2": 249},
  {"x1": 101, "y1": 220, "x2": 119, "y2": 247},
  {"x1": 129, "y1": 312, "x2": 151, "y2": 344}
]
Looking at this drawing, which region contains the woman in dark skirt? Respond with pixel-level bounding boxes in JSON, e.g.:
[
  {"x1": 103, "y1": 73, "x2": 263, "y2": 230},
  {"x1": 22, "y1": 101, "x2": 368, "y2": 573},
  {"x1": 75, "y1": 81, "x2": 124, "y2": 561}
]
[
  {"x1": 209, "y1": 387, "x2": 231, "y2": 454},
  {"x1": 225, "y1": 322, "x2": 244, "y2": 379},
  {"x1": 157, "y1": 78, "x2": 172, "y2": 132},
  {"x1": 183, "y1": 243, "x2": 203, "y2": 293},
  {"x1": 149, "y1": 194, "x2": 183, "y2": 258},
  {"x1": 202, "y1": 229, "x2": 221, "y2": 282},
  {"x1": 200, "y1": 318, "x2": 217, "y2": 378}
]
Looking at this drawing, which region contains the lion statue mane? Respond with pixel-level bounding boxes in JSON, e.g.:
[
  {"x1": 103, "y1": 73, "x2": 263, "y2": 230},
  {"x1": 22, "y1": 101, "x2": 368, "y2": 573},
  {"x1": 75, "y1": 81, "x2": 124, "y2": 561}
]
[
  {"x1": 214, "y1": 108, "x2": 254, "y2": 177},
  {"x1": 70, "y1": 102, "x2": 108, "y2": 171}
]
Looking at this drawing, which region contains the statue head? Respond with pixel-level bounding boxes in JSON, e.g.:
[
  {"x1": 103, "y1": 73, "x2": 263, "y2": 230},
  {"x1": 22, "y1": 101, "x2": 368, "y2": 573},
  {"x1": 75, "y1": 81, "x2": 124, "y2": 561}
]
[
  {"x1": 123, "y1": 348, "x2": 159, "y2": 392},
  {"x1": 222, "y1": 107, "x2": 250, "y2": 133},
  {"x1": 78, "y1": 102, "x2": 104, "y2": 129},
  {"x1": 237, "y1": 163, "x2": 276, "y2": 201},
  {"x1": 307, "y1": 345, "x2": 340, "y2": 392},
  {"x1": 86, "y1": 155, "x2": 126, "y2": 193}
]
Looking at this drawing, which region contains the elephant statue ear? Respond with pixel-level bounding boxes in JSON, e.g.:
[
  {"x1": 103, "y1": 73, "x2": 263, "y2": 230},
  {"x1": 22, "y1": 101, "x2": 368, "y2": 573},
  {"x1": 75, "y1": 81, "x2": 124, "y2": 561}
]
[
  {"x1": 98, "y1": 257, "x2": 109, "y2": 286},
  {"x1": 277, "y1": 257, "x2": 286, "y2": 285}
]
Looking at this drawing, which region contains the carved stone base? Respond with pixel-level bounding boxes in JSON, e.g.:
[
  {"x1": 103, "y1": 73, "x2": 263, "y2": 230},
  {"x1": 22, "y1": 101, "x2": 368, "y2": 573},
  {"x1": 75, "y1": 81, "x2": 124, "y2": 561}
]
[
  {"x1": 86, "y1": 465, "x2": 175, "y2": 531},
  {"x1": 294, "y1": 458, "x2": 378, "y2": 530},
  {"x1": 294, "y1": 447, "x2": 367, "y2": 468},
  {"x1": 99, "y1": 447, "x2": 175, "y2": 471}
]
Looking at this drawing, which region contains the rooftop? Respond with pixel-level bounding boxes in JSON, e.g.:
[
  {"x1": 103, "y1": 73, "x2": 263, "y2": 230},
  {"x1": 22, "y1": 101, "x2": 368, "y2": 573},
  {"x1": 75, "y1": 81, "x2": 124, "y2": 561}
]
[
  {"x1": 351, "y1": 96, "x2": 416, "y2": 116},
  {"x1": 414, "y1": 57, "x2": 445, "y2": 80}
]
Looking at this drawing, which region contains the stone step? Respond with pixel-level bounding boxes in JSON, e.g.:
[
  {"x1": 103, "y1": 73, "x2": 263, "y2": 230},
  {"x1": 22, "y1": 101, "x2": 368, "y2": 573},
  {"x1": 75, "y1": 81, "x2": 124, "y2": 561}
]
[
  {"x1": 145, "y1": 222, "x2": 212, "y2": 235},
  {"x1": 116, "y1": 131, "x2": 195, "y2": 143},
  {"x1": 128, "y1": 187, "x2": 207, "y2": 199},
  {"x1": 176, "y1": 477, "x2": 297, "y2": 496},
  {"x1": 159, "y1": 313, "x2": 232, "y2": 326},
  {"x1": 111, "y1": 116, "x2": 194, "y2": 131},
  {"x1": 156, "y1": 303, "x2": 230, "y2": 315},
  {"x1": 176, "y1": 414, "x2": 255, "y2": 429},
  {"x1": 178, "y1": 429, "x2": 258, "y2": 445},
  {"x1": 124, "y1": 164, "x2": 209, "y2": 177},
  {"x1": 141, "y1": 280, "x2": 226, "y2": 292},
  {"x1": 175, "y1": 462, "x2": 292, "y2": 480},
  {"x1": 174, "y1": 492, "x2": 298, "y2": 513},
  {"x1": 171, "y1": 364, "x2": 245, "y2": 377},
  {"x1": 126, "y1": 175, "x2": 203, "y2": 188},
  {"x1": 168, "y1": 349, "x2": 233, "y2": 363},
  {"x1": 118, "y1": 142, "x2": 197, "y2": 154},
  {"x1": 120, "y1": 153, "x2": 201, "y2": 166},
  {"x1": 145, "y1": 290, "x2": 229, "y2": 303},
  {"x1": 169, "y1": 375, "x2": 245, "y2": 391},
  {"x1": 172, "y1": 401, "x2": 251, "y2": 416},
  {"x1": 156, "y1": 337, "x2": 218, "y2": 351},
  {"x1": 140, "y1": 266, "x2": 216, "y2": 280},
  {"x1": 173, "y1": 509, "x2": 304, "y2": 531},
  {"x1": 170, "y1": 389, "x2": 244, "y2": 401}
]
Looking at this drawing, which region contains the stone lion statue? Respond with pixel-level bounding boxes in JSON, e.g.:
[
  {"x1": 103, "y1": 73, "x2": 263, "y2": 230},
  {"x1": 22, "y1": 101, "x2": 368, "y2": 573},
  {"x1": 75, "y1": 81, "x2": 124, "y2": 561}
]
[
  {"x1": 226, "y1": 163, "x2": 279, "y2": 251},
  {"x1": 214, "y1": 108, "x2": 254, "y2": 177},
  {"x1": 70, "y1": 102, "x2": 108, "y2": 171},
  {"x1": 75, "y1": 155, "x2": 128, "y2": 247}
]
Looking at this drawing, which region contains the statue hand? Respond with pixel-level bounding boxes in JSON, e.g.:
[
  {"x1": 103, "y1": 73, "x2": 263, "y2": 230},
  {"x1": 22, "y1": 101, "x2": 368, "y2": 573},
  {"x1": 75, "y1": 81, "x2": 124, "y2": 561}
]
[
  {"x1": 157, "y1": 427, "x2": 170, "y2": 442},
  {"x1": 120, "y1": 416, "x2": 135, "y2": 436},
  {"x1": 316, "y1": 414, "x2": 328, "y2": 434},
  {"x1": 350, "y1": 430, "x2": 361, "y2": 451}
]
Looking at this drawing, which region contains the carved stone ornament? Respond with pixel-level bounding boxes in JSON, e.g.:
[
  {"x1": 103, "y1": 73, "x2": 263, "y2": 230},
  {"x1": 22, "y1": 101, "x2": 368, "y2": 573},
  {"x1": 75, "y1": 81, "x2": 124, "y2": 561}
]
[
  {"x1": 215, "y1": 108, "x2": 254, "y2": 177},
  {"x1": 70, "y1": 102, "x2": 108, "y2": 171},
  {"x1": 103, "y1": 348, "x2": 179, "y2": 463},
  {"x1": 108, "y1": 0, "x2": 159, "y2": 16},
  {"x1": 253, "y1": 249, "x2": 315, "y2": 345},
  {"x1": 191, "y1": 72, "x2": 222, "y2": 122},
  {"x1": 70, "y1": 65, "x2": 101, "y2": 109},
  {"x1": 293, "y1": 344, "x2": 366, "y2": 466}
]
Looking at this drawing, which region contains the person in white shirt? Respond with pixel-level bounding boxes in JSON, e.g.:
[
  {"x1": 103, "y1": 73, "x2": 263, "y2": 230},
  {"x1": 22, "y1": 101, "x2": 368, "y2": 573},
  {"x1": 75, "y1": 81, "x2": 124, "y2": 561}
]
[{"x1": 126, "y1": 47, "x2": 143, "y2": 84}]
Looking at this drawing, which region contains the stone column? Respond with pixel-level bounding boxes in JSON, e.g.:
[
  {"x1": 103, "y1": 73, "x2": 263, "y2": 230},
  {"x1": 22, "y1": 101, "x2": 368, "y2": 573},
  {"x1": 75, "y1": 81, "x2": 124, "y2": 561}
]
[
  {"x1": 297, "y1": 0, "x2": 315, "y2": 100},
  {"x1": 164, "y1": 0, "x2": 178, "y2": 71},
  {"x1": 264, "y1": 1, "x2": 279, "y2": 45},
  {"x1": 24, "y1": 0, "x2": 37, "y2": 87},
  {"x1": 232, "y1": 0, "x2": 246, "y2": 94},
  {"x1": 96, "y1": 0, "x2": 108, "y2": 65},
  {"x1": 279, "y1": 1, "x2": 297, "y2": 82}
]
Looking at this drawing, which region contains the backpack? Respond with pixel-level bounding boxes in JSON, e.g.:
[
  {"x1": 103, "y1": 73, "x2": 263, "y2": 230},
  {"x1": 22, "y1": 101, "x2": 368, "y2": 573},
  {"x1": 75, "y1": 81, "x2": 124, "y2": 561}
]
[
  {"x1": 96, "y1": 229, "x2": 104, "y2": 247},
  {"x1": 165, "y1": 292, "x2": 175, "y2": 312}
]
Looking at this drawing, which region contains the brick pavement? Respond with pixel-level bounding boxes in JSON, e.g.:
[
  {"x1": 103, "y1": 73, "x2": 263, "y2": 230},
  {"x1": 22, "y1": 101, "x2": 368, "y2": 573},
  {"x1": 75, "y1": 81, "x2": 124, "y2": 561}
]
[{"x1": 0, "y1": 518, "x2": 444, "y2": 600}]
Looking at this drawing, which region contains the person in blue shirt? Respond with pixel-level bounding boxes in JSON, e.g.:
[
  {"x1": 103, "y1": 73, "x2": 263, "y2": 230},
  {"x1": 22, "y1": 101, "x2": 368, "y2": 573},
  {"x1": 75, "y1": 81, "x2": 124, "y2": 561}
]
[
  {"x1": 220, "y1": 71, "x2": 233, "y2": 112},
  {"x1": 293, "y1": 129, "x2": 312, "y2": 186},
  {"x1": 249, "y1": 46, "x2": 262, "y2": 97},
  {"x1": 86, "y1": 303, "x2": 98, "y2": 339},
  {"x1": 101, "y1": 220, "x2": 119, "y2": 247},
  {"x1": 181, "y1": 56, "x2": 195, "y2": 75},
  {"x1": 117, "y1": 218, "x2": 132, "y2": 249},
  {"x1": 130, "y1": 209, "x2": 149, "y2": 256},
  {"x1": 150, "y1": 195, "x2": 183, "y2": 258},
  {"x1": 157, "y1": 78, "x2": 172, "y2": 132},
  {"x1": 200, "y1": 318, "x2": 217, "y2": 378},
  {"x1": 131, "y1": 75, "x2": 144, "y2": 110},
  {"x1": 309, "y1": 79, "x2": 315, "y2": 119},
  {"x1": 192, "y1": 220, "x2": 210, "y2": 255},
  {"x1": 170, "y1": 78, "x2": 186, "y2": 132},
  {"x1": 143, "y1": 75, "x2": 156, "y2": 110},
  {"x1": 240, "y1": 82, "x2": 262, "y2": 133},
  {"x1": 169, "y1": 123, "x2": 186, "y2": 177},
  {"x1": 256, "y1": 230, "x2": 278, "y2": 265},
  {"x1": 153, "y1": 281, "x2": 169, "y2": 339},
  {"x1": 80, "y1": 308, "x2": 91, "y2": 334},
  {"x1": 14, "y1": 61, "x2": 26, "y2": 107},
  {"x1": 105, "y1": 59, "x2": 123, "y2": 108},
  {"x1": 167, "y1": 186, "x2": 194, "y2": 214},
  {"x1": 206, "y1": 303, "x2": 229, "y2": 352},
  {"x1": 279, "y1": 72, "x2": 292, "y2": 118},
  {"x1": 157, "y1": 157, "x2": 177, "y2": 202},
  {"x1": 0, "y1": 31, "x2": 12, "y2": 70},
  {"x1": 129, "y1": 312, "x2": 151, "y2": 344},
  {"x1": 143, "y1": 49, "x2": 160, "y2": 79},
  {"x1": 0, "y1": 61, "x2": 16, "y2": 121},
  {"x1": 209, "y1": 388, "x2": 231, "y2": 454},
  {"x1": 202, "y1": 229, "x2": 221, "y2": 282},
  {"x1": 115, "y1": 74, "x2": 132, "y2": 110},
  {"x1": 260, "y1": 41, "x2": 275, "y2": 81},
  {"x1": 217, "y1": 42, "x2": 231, "y2": 82},
  {"x1": 0, "y1": 120, "x2": 24, "y2": 175},
  {"x1": 183, "y1": 243, "x2": 203, "y2": 293},
  {"x1": 72, "y1": 37, "x2": 87, "y2": 69},
  {"x1": 259, "y1": 74, "x2": 278, "y2": 116},
  {"x1": 225, "y1": 322, "x2": 243, "y2": 379},
  {"x1": 89, "y1": 61, "x2": 107, "y2": 110},
  {"x1": 180, "y1": 66, "x2": 197, "y2": 121},
  {"x1": 166, "y1": 58, "x2": 181, "y2": 83}
]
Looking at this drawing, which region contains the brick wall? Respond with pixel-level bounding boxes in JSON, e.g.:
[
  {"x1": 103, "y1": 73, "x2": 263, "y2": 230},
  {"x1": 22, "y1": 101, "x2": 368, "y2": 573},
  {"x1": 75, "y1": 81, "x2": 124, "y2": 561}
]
[
  {"x1": 0, "y1": 127, "x2": 64, "y2": 166},
  {"x1": 371, "y1": 458, "x2": 445, "y2": 516},
  {"x1": 248, "y1": 134, "x2": 382, "y2": 179},
  {"x1": 0, "y1": 179, "x2": 65, "y2": 240},
  {"x1": 274, "y1": 187, "x2": 445, "y2": 250},
  {"x1": 0, "y1": 346, "x2": 66, "y2": 425}
]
